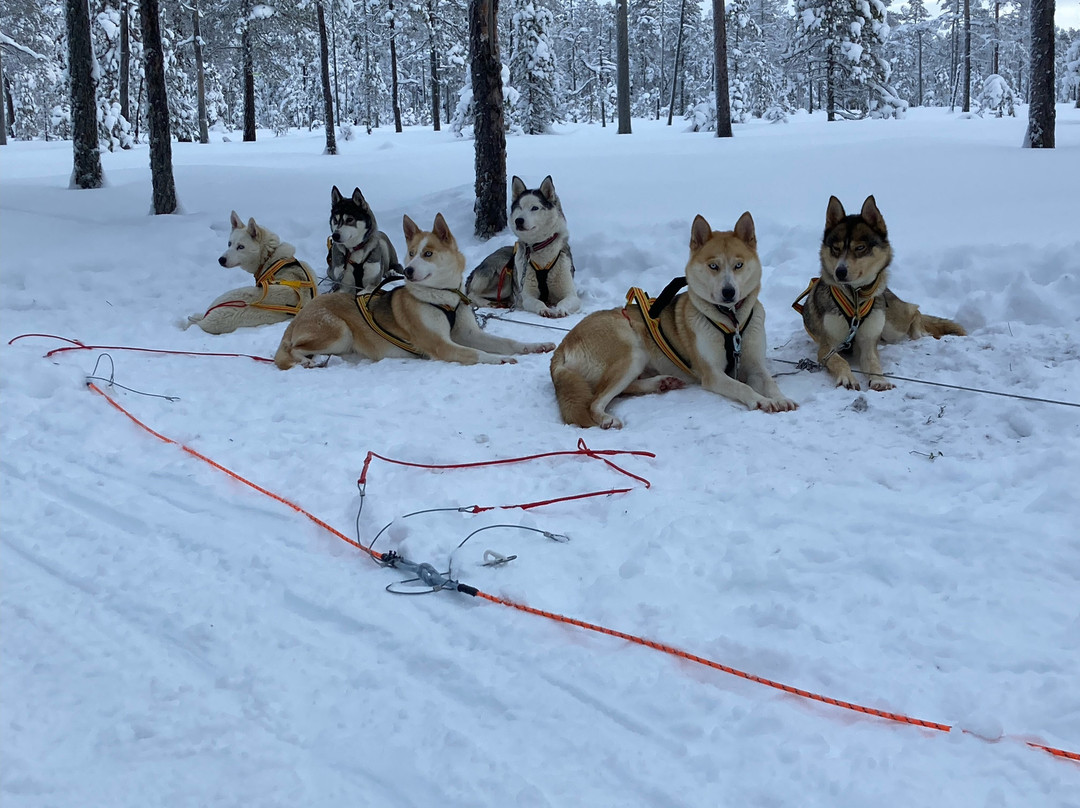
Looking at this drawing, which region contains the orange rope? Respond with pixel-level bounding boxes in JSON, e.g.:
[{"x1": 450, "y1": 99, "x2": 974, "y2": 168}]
[{"x1": 83, "y1": 381, "x2": 1079, "y2": 766}]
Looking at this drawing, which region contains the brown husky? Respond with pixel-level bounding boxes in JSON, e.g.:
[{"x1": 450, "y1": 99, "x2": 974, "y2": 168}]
[
  {"x1": 550, "y1": 212, "x2": 797, "y2": 429},
  {"x1": 274, "y1": 213, "x2": 554, "y2": 369},
  {"x1": 795, "y1": 196, "x2": 966, "y2": 391}
]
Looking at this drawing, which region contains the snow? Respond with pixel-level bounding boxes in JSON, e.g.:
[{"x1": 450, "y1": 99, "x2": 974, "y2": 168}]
[{"x1": 2, "y1": 107, "x2": 1080, "y2": 805}]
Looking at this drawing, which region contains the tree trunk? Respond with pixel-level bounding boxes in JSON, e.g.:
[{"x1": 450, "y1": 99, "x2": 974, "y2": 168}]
[
  {"x1": 138, "y1": 0, "x2": 177, "y2": 213},
  {"x1": 242, "y1": 0, "x2": 256, "y2": 141},
  {"x1": 192, "y1": 0, "x2": 209, "y2": 143},
  {"x1": 119, "y1": 0, "x2": 130, "y2": 123},
  {"x1": 615, "y1": 0, "x2": 631, "y2": 133},
  {"x1": 712, "y1": 0, "x2": 732, "y2": 137},
  {"x1": 66, "y1": 0, "x2": 104, "y2": 188},
  {"x1": 962, "y1": 0, "x2": 971, "y2": 112},
  {"x1": 916, "y1": 30, "x2": 923, "y2": 106},
  {"x1": 330, "y1": 3, "x2": 341, "y2": 125},
  {"x1": 949, "y1": 0, "x2": 958, "y2": 110},
  {"x1": 469, "y1": 0, "x2": 507, "y2": 238},
  {"x1": 431, "y1": 44, "x2": 441, "y2": 130},
  {"x1": 826, "y1": 43, "x2": 836, "y2": 121},
  {"x1": 667, "y1": 0, "x2": 686, "y2": 126},
  {"x1": 0, "y1": 45, "x2": 7, "y2": 144},
  {"x1": 317, "y1": 1, "x2": 337, "y2": 154},
  {"x1": 1023, "y1": 0, "x2": 1055, "y2": 148},
  {"x1": 389, "y1": 0, "x2": 403, "y2": 133},
  {"x1": 993, "y1": 1, "x2": 1000, "y2": 75}
]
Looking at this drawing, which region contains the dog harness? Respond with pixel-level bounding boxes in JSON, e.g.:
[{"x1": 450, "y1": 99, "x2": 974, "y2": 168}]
[
  {"x1": 494, "y1": 234, "x2": 564, "y2": 307},
  {"x1": 791, "y1": 272, "x2": 886, "y2": 357},
  {"x1": 250, "y1": 258, "x2": 318, "y2": 315},
  {"x1": 623, "y1": 277, "x2": 749, "y2": 380},
  {"x1": 326, "y1": 235, "x2": 379, "y2": 292},
  {"x1": 354, "y1": 277, "x2": 473, "y2": 357}
]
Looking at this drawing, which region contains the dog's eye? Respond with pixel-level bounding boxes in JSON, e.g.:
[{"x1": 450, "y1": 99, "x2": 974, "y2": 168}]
[
  {"x1": 854, "y1": 245, "x2": 866, "y2": 254},
  {"x1": 734, "y1": 262, "x2": 743, "y2": 270},
  {"x1": 423, "y1": 250, "x2": 433, "y2": 258},
  {"x1": 708, "y1": 263, "x2": 719, "y2": 271},
  {"x1": 237, "y1": 244, "x2": 245, "y2": 249},
  {"x1": 531, "y1": 206, "x2": 539, "y2": 212},
  {"x1": 409, "y1": 249, "x2": 416, "y2": 257}
]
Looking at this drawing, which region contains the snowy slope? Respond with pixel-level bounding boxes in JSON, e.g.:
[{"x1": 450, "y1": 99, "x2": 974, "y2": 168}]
[{"x1": 2, "y1": 108, "x2": 1079, "y2": 806}]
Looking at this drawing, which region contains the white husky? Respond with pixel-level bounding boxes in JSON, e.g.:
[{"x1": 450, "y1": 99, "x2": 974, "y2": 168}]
[
  {"x1": 186, "y1": 211, "x2": 317, "y2": 335},
  {"x1": 466, "y1": 176, "x2": 581, "y2": 318}
]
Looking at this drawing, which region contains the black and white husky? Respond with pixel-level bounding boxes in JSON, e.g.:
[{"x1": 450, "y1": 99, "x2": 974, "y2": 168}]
[
  {"x1": 466, "y1": 175, "x2": 581, "y2": 318},
  {"x1": 326, "y1": 185, "x2": 401, "y2": 292}
]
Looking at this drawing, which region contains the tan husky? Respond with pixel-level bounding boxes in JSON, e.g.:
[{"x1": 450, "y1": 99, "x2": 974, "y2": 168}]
[
  {"x1": 274, "y1": 213, "x2": 555, "y2": 369},
  {"x1": 794, "y1": 196, "x2": 966, "y2": 391},
  {"x1": 550, "y1": 212, "x2": 797, "y2": 429}
]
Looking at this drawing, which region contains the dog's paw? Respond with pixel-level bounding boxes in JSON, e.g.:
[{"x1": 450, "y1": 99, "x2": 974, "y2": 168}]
[
  {"x1": 539, "y1": 306, "x2": 569, "y2": 319},
  {"x1": 524, "y1": 342, "x2": 557, "y2": 354},
  {"x1": 869, "y1": 376, "x2": 895, "y2": 391},
  {"x1": 597, "y1": 413, "x2": 623, "y2": 430},
  {"x1": 761, "y1": 397, "x2": 799, "y2": 413},
  {"x1": 835, "y1": 371, "x2": 861, "y2": 391},
  {"x1": 658, "y1": 376, "x2": 685, "y2": 393},
  {"x1": 483, "y1": 355, "x2": 517, "y2": 365}
]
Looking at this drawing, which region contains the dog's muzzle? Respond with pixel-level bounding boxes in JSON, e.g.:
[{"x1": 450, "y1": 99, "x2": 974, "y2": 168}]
[
  {"x1": 331, "y1": 232, "x2": 342, "y2": 242},
  {"x1": 835, "y1": 264, "x2": 849, "y2": 281},
  {"x1": 721, "y1": 285, "x2": 737, "y2": 303},
  {"x1": 218, "y1": 256, "x2": 228, "y2": 267}
]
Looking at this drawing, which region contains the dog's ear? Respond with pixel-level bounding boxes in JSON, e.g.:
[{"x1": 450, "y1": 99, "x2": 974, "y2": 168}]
[
  {"x1": 432, "y1": 213, "x2": 453, "y2": 244},
  {"x1": 402, "y1": 214, "x2": 420, "y2": 242},
  {"x1": 331, "y1": 185, "x2": 342, "y2": 204},
  {"x1": 690, "y1": 215, "x2": 712, "y2": 253},
  {"x1": 860, "y1": 195, "x2": 887, "y2": 236},
  {"x1": 246, "y1": 217, "x2": 259, "y2": 239},
  {"x1": 511, "y1": 176, "x2": 526, "y2": 201},
  {"x1": 352, "y1": 187, "x2": 371, "y2": 212},
  {"x1": 825, "y1": 196, "x2": 846, "y2": 232},
  {"x1": 733, "y1": 211, "x2": 756, "y2": 249},
  {"x1": 230, "y1": 210, "x2": 243, "y2": 230},
  {"x1": 539, "y1": 175, "x2": 557, "y2": 203}
]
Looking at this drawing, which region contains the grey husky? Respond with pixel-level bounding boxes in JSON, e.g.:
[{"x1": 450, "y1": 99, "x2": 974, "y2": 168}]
[
  {"x1": 466, "y1": 175, "x2": 581, "y2": 318},
  {"x1": 326, "y1": 185, "x2": 401, "y2": 292}
]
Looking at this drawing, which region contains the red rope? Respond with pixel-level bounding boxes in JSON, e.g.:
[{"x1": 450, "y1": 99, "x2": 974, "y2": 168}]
[
  {"x1": 358, "y1": 438, "x2": 654, "y2": 511},
  {"x1": 8, "y1": 333, "x2": 274, "y2": 364},
  {"x1": 59, "y1": 359, "x2": 1080, "y2": 768}
]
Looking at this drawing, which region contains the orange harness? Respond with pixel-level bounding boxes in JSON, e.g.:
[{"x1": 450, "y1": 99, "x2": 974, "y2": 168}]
[
  {"x1": 791, "y1": 272, "x2": 884, "y2": 320},
  {"x1": 251, "y1": 258, "x2": 318, "y2": 315}
]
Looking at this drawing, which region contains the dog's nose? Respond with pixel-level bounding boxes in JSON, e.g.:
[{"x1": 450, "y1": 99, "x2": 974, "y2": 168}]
[
  {"x1": 835, "y1": 265, "x2": 848, "y2": 281},
  {"x1": 331, "y1": 232, "x2": 341, "y2": 242},
  {"x1": 515, "y1": 217, "x2": 525, "y2": 230},
  {"x1": 218, "y1": 256, "x2": 227, "y2": 267},
  {"x1": 721, "y1": 285, "x2": 737, "y2": 303},
  {"x1": 404, "y1": 266, "x2": 414, "y2": 280}
]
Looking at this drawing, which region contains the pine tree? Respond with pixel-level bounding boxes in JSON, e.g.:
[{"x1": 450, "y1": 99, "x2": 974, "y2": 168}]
[
  {"x1": 139, "y1": 0, "x2": 177, "y2": 213},
  {"x1": 65, "y1": 0, "x2": 104, "y2": 188},
  {"x1": 470, "y1": 0, "x2": 508, "y2": 237},
  {"x1": 317, "y1": 0, "x2": 337, "y2": 153},
  {"x1": 1022, "y1": 0, "x2": 1053, "y2": 147},
  {"x1": 509, "y1": 0, "x2": 560, "y2": 133}
]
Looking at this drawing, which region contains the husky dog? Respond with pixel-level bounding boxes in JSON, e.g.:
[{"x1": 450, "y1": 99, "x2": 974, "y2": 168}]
[
  {"x1": 794, "y1": 196, "x2": 966, "y2": 391},
  {"x1": 274, "y1": 213, "x2": 555, "y2": 369},
  {"x1": 466, "y1": 175, "x2": 581, "y2": 318},
  {"x1": 187, "y1": 211, "x2": 317, "y2": 335},
  {"x1": 550, "y1": 212, "x2": 796, "y2": 429},
  {"x1": 326, "y1": 185, "x2": 401, "y2": 292}
]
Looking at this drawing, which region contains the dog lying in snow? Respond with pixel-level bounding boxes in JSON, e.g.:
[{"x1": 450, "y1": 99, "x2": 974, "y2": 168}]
[
  {"x1": 274, "y1": 213, "x2": 555, "y2": 369},
  {"x1": 187, "y1": 211, "x2": 317, "y2": 335}
]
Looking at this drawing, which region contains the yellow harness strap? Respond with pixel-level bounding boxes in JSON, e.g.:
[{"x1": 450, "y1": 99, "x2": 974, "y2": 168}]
[
  {"x1": 792, "y1": 273, "x2": 883, "y2": 321},
  {"x1": 354, "y1": 288, "x2": 424, "y2": 357},
  {"x1": 251, "y1": 258, "x2": 318, "y2": 315},
  {"x1": 624, "y1": 286, "x2": 694, "y2": 376}
]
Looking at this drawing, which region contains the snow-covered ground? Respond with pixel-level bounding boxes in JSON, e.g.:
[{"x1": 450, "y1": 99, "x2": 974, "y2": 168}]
[{"x1": 2, "y1": 107, "x2": 1079, "y2": 806}]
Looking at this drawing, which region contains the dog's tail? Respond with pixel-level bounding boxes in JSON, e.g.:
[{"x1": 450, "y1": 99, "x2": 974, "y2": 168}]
[
  {"x1": 917, "y1": 313, "x2": 967, "y2": 339},
  {"x1": 550, "y1": 360, "x2": 596, "y2": 428}
]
